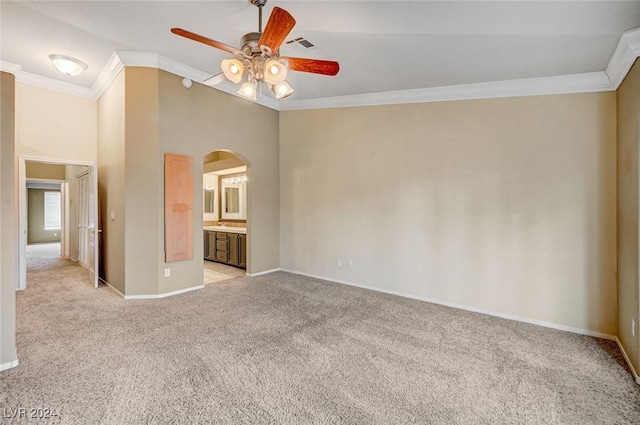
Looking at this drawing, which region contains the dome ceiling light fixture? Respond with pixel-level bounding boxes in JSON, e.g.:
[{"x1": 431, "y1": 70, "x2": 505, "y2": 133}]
[
  {"x1": 171, "y1": 0, "x2": 339, "y2": 101},
  {"x1": 49, "y1": 54, "x2": 88, "y2": 76}
]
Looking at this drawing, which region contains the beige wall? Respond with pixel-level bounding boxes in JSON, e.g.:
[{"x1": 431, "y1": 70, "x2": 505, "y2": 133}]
[
  {"x1": 617, "y1": 59, "x2": 640, "y2": 372},
  {"x1": 123, "y1": 67, "x2": 161, "y2": 295},
  {"x1": 97, "y1": 68, "x2": 279, "y2": 296},
  {"x1": 280, "y1": 92, "x2": 617, "y2": 336},
  {"x1": 0, "y1": 71, "x2": 17, "y2": 369},
  {"x1": 26, "y1": 162, "x2": 65, "y2": 180},
  {"x1": 97, "y1": 71, "x2": 126, "y2": 293},
  {"x1": 15, "y1": 83, "x2": 96, "y2": 162},
  {"x1": 157, "y1": 69, "x2": 279, "y2": 293},
  {"x1": 27, "y1": 188, "x2": 61, "y2": 244}
]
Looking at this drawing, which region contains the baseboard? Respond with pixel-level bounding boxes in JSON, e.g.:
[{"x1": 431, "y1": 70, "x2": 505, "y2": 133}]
[
  {"x1": 280, "y1": 268, "x2": 617, "y2": 341},
  {"x1": 102, "y1": 278, "x2": 203, "y2": 300},
  {"x1": 615, "y1": 338, "x2": 640, "y2": 385},
  {"x1": 246, "y1": 268, "x2": 281, "y2": 277},
  {"x1": 0, "y1": 359, "x2": 19, "y2": 372},
  {"x1": 123, "y1": 285, "x2": 204, "y2": 300},
  {"x1": 103, "y1": 279, "x2": 125, "y2": 298}
]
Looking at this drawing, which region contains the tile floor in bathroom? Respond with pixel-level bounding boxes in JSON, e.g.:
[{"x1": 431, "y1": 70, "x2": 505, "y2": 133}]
[{"x1": 204, "y1": 260, "x2": 246, "y2": 284}]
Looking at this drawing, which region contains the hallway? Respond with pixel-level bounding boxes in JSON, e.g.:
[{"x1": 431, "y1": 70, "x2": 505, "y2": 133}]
[{"x1": 26, "y1": 242, "x2": 65, "y2": 273}]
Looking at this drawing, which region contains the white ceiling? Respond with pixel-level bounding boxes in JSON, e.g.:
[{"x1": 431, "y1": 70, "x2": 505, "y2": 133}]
[{"x1": 1, "y1": 1, "x2": 639, "y2": 104}]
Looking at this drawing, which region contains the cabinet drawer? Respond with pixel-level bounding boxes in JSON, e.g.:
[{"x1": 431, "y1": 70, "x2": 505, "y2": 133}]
[
  {"x1": 216, "y1": 240, "x2": 228, "y2": 251},
  {"x1": 216, "y1": 232, "x2": 227, "y2": 240},
  {"x1": 216, "y1": 251, "x2": 228, "y2": 262}
]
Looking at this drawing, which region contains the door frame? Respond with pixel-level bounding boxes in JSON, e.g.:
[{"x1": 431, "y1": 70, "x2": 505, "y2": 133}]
[{"x1": 18, "y1": 155, "x2": 96, "y2": 290}]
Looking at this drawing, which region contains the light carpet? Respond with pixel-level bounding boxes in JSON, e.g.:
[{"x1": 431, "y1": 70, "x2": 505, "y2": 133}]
[
  {"x1": 25, "y1": 243, "x2": 67, "y2": 273},
  {"x1": 1, "y1": 260, "x2": 639, "y2": 424}
]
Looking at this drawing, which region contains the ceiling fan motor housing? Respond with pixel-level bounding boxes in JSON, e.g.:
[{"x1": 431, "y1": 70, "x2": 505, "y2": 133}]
[{"x1": 241, "y1": 32, "x2": 263, "y2": 57}]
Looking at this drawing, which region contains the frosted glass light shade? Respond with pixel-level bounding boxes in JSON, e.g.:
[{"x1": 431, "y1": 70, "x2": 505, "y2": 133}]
[
  {"x1": 238, "y1": 82, "x2": 257, "y2": 100},
  {"x1": 221, "y1": 59, "x2": 244, "y2": 84},
  {"x1": 264, "y1": 59, "x2": 287, "y2": 84},
  {"x1": 49, "y1": 54, "x2": 87, "y2": 76},
  {"x1": 271, "y1": 81, "x2": 294, "y2": 99}
]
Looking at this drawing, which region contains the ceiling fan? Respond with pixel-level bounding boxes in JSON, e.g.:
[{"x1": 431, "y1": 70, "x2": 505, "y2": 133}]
[{"x1": 171, "y1": 0, "x2": 340, "y2": 100}]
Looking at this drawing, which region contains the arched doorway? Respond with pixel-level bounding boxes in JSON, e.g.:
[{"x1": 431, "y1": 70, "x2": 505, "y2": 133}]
[{"x1": 202, "y1": 150, "x2": 249, "y2": 284}]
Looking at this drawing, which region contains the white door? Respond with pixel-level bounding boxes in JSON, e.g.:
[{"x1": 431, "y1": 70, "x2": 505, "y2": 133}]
[
  {"x1": 87, "y1": 168, "x2": 99, "y2": 288},
  {"x1": 77, "y1": 172, "x2": 88, "y2": 268},
  {"x1": 76, "y1": 169, "x2": 99, "y2": 288}
]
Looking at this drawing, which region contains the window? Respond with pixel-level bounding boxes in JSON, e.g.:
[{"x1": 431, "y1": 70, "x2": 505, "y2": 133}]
[{"x1": 44, "y1": 191, "x2": 61, "y2": 230}]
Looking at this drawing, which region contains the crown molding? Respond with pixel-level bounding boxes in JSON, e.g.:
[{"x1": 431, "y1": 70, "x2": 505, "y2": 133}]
[
  {"x1": 92, "y1": 52, "x2": 124, "y2": 99},
  {"x1": 0, "y1": 60, "x2": 21, "y2": 75},
  {"x1": 2, "y1": 26, "x2": 639, "y2": 110},
  {"x1": 279, "y1": 71, "x2": 613, "y2": 111},
  {"x1": 0, "y1": 60, "x2": 95, "y2": 99},
  {"x1": 115, "y1": 51, "x2": 280, "y2": 110},
  {"x1": 605, "y1": 27, "x2": 640, "y2": 89}
]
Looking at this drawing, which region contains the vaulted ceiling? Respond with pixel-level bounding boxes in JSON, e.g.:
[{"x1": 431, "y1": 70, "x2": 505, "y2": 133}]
[{"x1": 2, "y1": 1, "x2": 639, "y2": 109}]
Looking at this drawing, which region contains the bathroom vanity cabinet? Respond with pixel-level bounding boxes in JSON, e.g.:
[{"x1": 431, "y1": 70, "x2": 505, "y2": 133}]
[{"x1": 204, "y1": 229, "x2": 246, "y2": 269}]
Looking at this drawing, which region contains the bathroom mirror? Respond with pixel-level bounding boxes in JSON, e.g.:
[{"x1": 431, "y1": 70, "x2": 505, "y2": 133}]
[
  {"x1": 204, "y1": 188, "x2": 215, "y2": 213},
  {"x1": 203, "y1": 173, "x2": 219, "y2": 221},
  {"x1": 221, "y1": 177, "x2": 246, "y2": 220},
  {"x1": 225, "y1": 187, "x2": 239, "y2": 213}
]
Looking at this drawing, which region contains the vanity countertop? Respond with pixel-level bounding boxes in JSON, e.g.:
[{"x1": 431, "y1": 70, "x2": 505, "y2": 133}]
[{"x1": 204, "y1": 226, "x2": 247, "y2": 234}]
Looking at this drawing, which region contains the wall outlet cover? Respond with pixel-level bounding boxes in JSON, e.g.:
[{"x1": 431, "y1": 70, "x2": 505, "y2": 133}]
[{"x1": 164, "y1": 268, "x2": 170, "y2": 277}]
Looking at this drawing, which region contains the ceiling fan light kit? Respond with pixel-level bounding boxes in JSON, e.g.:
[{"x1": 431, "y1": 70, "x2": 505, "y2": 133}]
[
  {"x1": 221, "y1": 58, "x2": 244, "y2": 84},
  {"x1": 264, "y1": 59, "x2": 287, "y2": 84},
  {"x1": 171, "y1": 0, "x2": 339, "y2": 101},
  {"x1": 271, "y1": 80, "x2": 294, "y2": 99},
  {"x1": 238, "y1": 81, "x2": 258, "y2": 101}
]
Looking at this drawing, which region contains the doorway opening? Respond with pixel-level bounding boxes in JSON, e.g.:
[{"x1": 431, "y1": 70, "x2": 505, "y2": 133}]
[
  {"x1": 202, "y1": 150, "x2": 249, "y2": 284},
  {"x1": 18, "y1": 156, "x2": 99, "y2": 290},
  {"x1": 25, "y1": 177, "x2": 63, "y2": 272}
]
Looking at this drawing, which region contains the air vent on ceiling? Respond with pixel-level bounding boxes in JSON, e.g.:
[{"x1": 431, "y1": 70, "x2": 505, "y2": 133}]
[{"x1": 285, "y1": 37, "x2": 314, "y2": 48}]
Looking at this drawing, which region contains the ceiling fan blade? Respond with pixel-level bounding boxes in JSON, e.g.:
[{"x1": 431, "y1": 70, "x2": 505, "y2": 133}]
[
  {"x1": 171, "y1": 28, "x2": 245, "y2": 57},
  {"x1": 282, "y1": 57, "x2": 340, "y2": 76},
  {"x1": 203, "y1": 73, "x2": 226, "y2": 86},
  {"x1": 258, "y1": 7, "x2": 296, "y2": 54}
]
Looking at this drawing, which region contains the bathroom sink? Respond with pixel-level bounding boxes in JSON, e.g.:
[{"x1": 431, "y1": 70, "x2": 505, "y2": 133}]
[{"x1": 204, "y1": 226, "x2": 246, "y2": 234}]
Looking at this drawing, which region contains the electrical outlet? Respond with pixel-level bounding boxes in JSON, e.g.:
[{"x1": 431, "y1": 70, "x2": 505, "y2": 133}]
[
  {"x1": 632, "y1": 319, "x2": 636, "y2": 337},
  {"x1": 348, "y1": 260, "x2": 354, "y2": 268},
  {"x1": 164, "y1": 268, "x2": 171, "y2": 277},
  {"x1": 336, "y1": 259, "x2": 342, "y2": 267}
]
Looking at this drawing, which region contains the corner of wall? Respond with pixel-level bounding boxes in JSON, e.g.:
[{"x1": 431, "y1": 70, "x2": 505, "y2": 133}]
[
  {"x1": 0, "y1": 71, "x2": 18, "y2": 369},
  {"x1": 615, "y1": 57, "x2": 640, "y2": 376}
]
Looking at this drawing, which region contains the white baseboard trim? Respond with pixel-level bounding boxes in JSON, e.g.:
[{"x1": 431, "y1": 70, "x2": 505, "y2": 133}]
[
  {"x1": 246, "y1": 268, "x2": 281, "y2": 277},
  {"x1": 615, "y1": 338, "x2": 640, "y2": 385},
  {"x1": 123, "y1": 285, "x2": 204, "y2": 300},
  {"x1": 0, "y1": 359, "x2": 19, "y2": 372},
  {"x1": 280, "y1": 268, "x2": 617, "y2": 341},
  {"x1": 103, "y1": 280, "x2": 204, "y2": 300}
]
